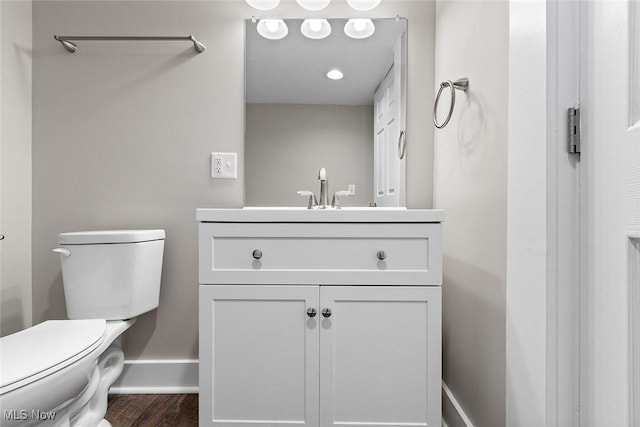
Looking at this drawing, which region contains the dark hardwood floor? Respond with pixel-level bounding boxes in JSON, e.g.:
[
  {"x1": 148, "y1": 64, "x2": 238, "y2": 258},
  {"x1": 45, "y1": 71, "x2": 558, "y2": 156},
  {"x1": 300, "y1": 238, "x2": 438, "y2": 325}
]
[{"x1": 106, "y1": 394, "x2": 198, "y2": 427}]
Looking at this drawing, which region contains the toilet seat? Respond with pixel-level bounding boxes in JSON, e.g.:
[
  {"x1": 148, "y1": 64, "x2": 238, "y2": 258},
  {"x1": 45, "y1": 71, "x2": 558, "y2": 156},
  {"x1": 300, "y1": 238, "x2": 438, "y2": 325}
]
[{"x1": 0, "y1": 319, "x2": 106, "y2": 395}]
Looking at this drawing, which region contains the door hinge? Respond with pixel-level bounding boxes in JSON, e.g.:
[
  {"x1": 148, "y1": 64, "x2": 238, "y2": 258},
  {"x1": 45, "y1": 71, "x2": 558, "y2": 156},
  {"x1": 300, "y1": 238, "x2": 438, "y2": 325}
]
[{"x1": 568, "y1": 107, "x2": 581, "y2": 154}]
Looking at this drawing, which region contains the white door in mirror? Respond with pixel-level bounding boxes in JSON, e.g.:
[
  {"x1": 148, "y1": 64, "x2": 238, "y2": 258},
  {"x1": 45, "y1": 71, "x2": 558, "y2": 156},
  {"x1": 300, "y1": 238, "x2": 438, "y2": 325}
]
[
  {"x1": 211, "y1": 152, "x2": 237, "y2": 179},
  {"x1": 374, "y1": 68, "x2": 400, "y2": 206}
]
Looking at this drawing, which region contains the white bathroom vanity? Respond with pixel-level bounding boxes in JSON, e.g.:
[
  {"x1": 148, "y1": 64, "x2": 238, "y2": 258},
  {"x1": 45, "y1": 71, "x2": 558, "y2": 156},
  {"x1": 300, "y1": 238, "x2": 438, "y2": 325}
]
[{"x1": 197, "y1": 208, "x2": 443, "y2": 427}]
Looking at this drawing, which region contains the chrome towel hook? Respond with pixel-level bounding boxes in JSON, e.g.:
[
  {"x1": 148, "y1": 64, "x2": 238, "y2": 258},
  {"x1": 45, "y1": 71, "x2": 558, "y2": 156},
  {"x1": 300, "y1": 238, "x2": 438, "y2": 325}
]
[{"x1": 433, "y1": 77, "x2": 469, "y2": 129}]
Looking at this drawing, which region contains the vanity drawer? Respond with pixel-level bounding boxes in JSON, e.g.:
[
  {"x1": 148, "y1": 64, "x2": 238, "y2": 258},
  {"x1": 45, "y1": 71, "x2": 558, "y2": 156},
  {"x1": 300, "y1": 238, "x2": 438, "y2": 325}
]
[{"x1": 199, "y1": 222, "x2": 442, "y2": 286}]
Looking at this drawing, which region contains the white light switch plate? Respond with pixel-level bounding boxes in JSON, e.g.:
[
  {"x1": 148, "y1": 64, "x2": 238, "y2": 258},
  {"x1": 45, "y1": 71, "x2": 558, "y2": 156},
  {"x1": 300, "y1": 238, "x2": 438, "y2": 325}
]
[{"x1": 211, "y1": 152, "x2": 237, "y2": 179}]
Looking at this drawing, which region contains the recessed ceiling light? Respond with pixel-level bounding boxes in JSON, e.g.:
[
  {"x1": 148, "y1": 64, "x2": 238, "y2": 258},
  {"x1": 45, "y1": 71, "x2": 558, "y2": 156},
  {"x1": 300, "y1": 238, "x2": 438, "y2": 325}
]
[
  {"x1": 344, "y1": 18, "x2": 375, "y2": 39},
  {"x1": 296, "y1": 0, "x2": 331, "y2": 11},
  {"x1": 245, "y1": 0, "x2": 280, "y2": 11},
  {"x1": 257, "y1": 19, "x2": 289, "y2": 40},
  {"x1": 327, "y1": 69, "x2": 344, "y2": 80},
  {"x1": 346, "y1": 0, "x2": 381, "y2": 11},
  {"x1": 301, "y1": 19, "x2": 332, "y2": 39}
]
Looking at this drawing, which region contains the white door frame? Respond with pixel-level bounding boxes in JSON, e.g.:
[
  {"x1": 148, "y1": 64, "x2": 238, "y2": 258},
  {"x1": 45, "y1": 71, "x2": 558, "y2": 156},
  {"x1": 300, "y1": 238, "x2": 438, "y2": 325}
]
[
  {"x1": 546, "y1": 1, "x2": 582, "y2": 426},
  {"x1": 507, "y1": 0, "x2": 582, "y2": 425}
]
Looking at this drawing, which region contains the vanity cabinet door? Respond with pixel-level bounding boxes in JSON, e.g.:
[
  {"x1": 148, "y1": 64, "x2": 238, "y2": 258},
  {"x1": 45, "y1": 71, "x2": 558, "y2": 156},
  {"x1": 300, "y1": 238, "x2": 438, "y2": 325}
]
[
  {"x1": 319, "y1": 286, "x2": 442, "y2": 427},
  {"x1": 199, "y1": 285, "x2": 320, "y2": 427}
]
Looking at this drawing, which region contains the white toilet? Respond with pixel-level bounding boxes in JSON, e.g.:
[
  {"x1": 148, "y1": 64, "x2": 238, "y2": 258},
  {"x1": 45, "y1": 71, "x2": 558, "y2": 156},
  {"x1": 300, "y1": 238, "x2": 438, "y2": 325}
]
[{"x1": 0, "y1": 229, "x2": 165, "y2": 427}]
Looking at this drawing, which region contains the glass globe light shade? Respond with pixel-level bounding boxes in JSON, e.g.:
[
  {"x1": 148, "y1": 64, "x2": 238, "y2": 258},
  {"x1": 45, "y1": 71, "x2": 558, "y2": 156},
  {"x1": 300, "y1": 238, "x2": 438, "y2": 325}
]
[
  {"x1": 344, "y1": 18, "x2": 375, "y2": 39},
  {"x1": 295, "y1": 0, "x2": 331, "y2": 11},
  {"x1": 346, "y1": 0, "x2": 381, "y2": 11},
  {"x1": 256, "y1": 19, "x2": 289, "y2": 40},
  {"x1": 301, "y1": 19, "x2": 332, "y2": 39},
  {"x1": 245, "y1": 0, "x2": 280, "y2": 11}
]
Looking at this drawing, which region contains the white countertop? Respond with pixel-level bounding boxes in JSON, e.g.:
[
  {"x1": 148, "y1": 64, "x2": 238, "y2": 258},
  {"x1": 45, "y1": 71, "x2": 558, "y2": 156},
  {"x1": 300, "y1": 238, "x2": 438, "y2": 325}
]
[{"x1": 196, "y1": 207, "x2": 445, "y2": 223}]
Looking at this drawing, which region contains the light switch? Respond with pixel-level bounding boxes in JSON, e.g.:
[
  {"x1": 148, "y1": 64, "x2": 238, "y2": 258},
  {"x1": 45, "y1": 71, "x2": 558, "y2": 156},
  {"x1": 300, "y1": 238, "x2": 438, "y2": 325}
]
[{"x1": 211, "y1": 152, "x2": 237, "y2": 179}]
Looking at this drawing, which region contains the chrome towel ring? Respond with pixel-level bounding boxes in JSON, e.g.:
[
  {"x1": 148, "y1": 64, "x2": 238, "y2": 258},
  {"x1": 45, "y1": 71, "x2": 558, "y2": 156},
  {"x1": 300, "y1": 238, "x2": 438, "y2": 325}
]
[{"x1": 433, "y1": 77, "x2": 469, "y2": 129}]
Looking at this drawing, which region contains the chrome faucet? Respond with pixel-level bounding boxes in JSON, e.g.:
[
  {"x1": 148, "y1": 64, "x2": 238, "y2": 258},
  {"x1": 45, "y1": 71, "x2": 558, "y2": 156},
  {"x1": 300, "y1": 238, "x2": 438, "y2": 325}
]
[
  {"x1": 298, "y1": 168, "x2": 353, "y2": 209},
  {"x1": 318, "y1": 168, "x2": 329, "y2": 209}
]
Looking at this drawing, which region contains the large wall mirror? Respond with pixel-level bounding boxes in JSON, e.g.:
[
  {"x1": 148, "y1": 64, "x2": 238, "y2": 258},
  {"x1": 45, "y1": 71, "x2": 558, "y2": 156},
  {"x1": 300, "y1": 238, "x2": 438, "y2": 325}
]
[{"x1": 244, "y1": 18, "x2": 407, "y2": 207}]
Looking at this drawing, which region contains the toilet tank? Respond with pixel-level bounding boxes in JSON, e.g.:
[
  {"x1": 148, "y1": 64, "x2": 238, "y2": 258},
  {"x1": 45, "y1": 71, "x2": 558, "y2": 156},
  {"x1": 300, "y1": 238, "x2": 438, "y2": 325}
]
[{"x1": 56, "y1": 230, "x2": 165, "y2": 320}]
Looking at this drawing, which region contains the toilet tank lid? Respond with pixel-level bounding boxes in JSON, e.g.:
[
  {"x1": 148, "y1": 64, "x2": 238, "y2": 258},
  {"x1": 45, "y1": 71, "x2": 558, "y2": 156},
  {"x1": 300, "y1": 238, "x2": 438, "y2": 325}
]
[{"x1": 58, "y1": 229, "x2": 166, "y2": 245}]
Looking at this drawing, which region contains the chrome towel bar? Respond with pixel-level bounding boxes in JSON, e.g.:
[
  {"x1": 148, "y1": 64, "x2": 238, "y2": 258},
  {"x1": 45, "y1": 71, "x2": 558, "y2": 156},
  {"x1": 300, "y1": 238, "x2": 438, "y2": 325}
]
[
  {"x1": 53, "y1": 35, "x2": 206, "y2": 53},
  {"x1": 433, "y1": 77, "x2": 469, "y2": 129}
]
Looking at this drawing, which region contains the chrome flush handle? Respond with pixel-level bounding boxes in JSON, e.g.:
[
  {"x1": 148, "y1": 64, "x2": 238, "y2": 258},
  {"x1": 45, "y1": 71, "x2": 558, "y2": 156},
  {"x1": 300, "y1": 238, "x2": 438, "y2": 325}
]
[{"x1": 53, "y1": 248, "x2": 72, "y2": 257}]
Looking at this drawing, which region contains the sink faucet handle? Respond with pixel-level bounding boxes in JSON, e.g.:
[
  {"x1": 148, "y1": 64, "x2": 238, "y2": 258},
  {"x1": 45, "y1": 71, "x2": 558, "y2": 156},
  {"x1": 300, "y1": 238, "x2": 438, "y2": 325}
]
[
  {"x1": 331, "y1": 190, "x2": 353, "y2": 209},
  {"x1": 297, "y1": 190, "x2": 318, "y2": 209}
]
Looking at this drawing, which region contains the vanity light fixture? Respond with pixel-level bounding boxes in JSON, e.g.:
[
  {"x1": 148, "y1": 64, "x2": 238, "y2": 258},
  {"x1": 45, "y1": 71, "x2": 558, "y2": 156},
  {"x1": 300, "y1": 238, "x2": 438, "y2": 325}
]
[
  {"x1": 295, "y1": 0, "x2": 331, "y2": 11},
  {"x1": 326, "y1": 69, "x2": 344, "y2": 80},
  {"x1": 346, "y1": 0, "x2": 381, "y2": 11},
  {"x1": 344, "y1": 18, "x2": 375, "y2": 39},
  {"x1": 245, "y1": 0, "x2": 280, "y2": 11},
  {"x1": 301, "y1": 19, "x2": 332, "y2": 39},
  {"x1": 257, "y1": 19, "x2": 289, "y2": 40}
]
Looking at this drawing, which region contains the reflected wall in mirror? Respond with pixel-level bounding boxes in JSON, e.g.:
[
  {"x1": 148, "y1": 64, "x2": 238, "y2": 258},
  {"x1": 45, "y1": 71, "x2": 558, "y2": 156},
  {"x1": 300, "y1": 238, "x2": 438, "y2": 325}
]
[{"x1": 245, "y1": 18, "x2": 407, "y2": 207}]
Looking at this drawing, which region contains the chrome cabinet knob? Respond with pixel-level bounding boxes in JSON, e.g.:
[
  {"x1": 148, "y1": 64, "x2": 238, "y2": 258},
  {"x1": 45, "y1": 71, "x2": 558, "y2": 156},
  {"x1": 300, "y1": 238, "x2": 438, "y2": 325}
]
[
  {"x1": 0, "y1": 235, "x2": 4, "y2": 240},
  {"x1": 252, "y1": 249, "x2": 263, "y2": 260},
  {"x1": 376, "y1": 250, "x2": 386, "y2": 260},
  {"x1": 306, "y1": 308, "x2": 317, "y2": 318},
  {"x1": 322, "y1": 308, "x2": 332, "y2": 318}
]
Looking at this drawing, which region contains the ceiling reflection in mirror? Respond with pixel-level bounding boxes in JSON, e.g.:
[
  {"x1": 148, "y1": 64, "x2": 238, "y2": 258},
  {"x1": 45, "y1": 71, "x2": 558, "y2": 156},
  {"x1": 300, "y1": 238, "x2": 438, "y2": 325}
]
[{"x1": 246, "y1": 18, "x2": 406, "y2": 106}]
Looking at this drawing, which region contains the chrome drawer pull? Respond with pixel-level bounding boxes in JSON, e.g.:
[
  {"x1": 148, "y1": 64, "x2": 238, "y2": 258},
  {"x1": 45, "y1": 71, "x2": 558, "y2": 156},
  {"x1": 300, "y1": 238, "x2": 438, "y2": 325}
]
[
  {"x1": 376, "y1": 250, "x2": 386, "y2": 260},
  {"x1": 252, "y1": 249, "x2": 263, "y2": 260}
]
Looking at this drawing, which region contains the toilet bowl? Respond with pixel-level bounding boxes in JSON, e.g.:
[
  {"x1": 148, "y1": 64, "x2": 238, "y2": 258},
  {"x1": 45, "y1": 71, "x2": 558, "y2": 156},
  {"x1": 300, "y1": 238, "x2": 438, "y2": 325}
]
[{"x1": 0, "y1": 229, "x2": 165, "y2": 427}]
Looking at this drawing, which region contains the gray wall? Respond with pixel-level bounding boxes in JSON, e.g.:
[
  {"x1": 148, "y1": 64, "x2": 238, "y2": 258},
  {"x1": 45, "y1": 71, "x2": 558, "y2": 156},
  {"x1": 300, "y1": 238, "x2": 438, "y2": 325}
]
[
  {"x1": 434, "y1": 1, "x2": 508, "y2": 427},
  {"x1": 32, "y1": 0, "x2": 246, "y2": 359},
  {"x1": 32, "y1": 0, "x2": 434, "y2": 360},
  {"x1": 245, "y1": 104, "x2": 373, "y2": 207},
  {"x1": 1, "y1": 0, "x2": 33, "y2": 337}
]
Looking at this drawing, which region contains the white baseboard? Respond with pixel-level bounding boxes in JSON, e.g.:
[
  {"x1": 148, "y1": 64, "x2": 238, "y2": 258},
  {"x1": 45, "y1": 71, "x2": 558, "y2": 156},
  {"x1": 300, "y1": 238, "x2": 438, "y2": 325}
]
[
  {"x1": 442, "y1": 382, "x2": 475, "y2": 427},
  {"x1": 109, "y1": 359, "x2": 198, "y2": 394},
  {"x1": 109, "y1": 361, "x2": 470, "y2": 425}
]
